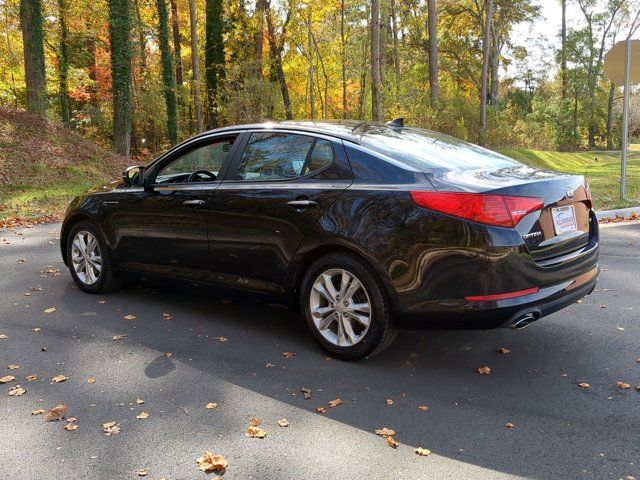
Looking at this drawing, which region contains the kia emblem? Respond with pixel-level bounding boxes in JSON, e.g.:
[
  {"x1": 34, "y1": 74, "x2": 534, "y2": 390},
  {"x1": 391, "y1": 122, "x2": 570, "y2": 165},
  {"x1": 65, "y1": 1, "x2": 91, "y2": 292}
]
[{"x1": 565, "y1": 187, "x2": 574, "y2": 199}]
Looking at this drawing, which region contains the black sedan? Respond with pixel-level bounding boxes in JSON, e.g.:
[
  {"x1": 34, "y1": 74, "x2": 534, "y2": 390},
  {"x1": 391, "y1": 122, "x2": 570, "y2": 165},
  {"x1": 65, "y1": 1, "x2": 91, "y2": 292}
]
[{"x1": 61, "y1": 120, "x2": 599, "y2": 359}]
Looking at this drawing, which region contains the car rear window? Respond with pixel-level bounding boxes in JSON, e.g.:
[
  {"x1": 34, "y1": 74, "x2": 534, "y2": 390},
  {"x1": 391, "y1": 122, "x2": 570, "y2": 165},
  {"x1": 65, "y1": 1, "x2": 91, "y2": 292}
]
[{"x1": 360, "y1": 127, "x2": 522, "y2": 172}]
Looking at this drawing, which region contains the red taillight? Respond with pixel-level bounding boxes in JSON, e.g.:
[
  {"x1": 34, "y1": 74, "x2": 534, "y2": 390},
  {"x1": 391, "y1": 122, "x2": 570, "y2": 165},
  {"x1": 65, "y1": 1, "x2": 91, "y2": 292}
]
[
  {"x1": 465, "y1": 287, "x2": 539, "y2": 302},
  {"x1": 410, "y1": 191, "x2": 543, "y2": 228}
]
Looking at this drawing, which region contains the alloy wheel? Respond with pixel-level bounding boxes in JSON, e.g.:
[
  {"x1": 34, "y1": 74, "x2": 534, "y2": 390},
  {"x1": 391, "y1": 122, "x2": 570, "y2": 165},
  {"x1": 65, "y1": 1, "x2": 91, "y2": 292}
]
[{"x1": 71, "y1": 230, "x2": 102, "y2": 286}]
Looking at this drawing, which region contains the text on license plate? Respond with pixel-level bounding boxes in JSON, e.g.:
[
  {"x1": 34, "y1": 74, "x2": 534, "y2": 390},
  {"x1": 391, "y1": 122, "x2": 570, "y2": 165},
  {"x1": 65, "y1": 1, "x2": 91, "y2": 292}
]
[{"x1": 551, "y1": 205, "x2": 578, "y2": 235}]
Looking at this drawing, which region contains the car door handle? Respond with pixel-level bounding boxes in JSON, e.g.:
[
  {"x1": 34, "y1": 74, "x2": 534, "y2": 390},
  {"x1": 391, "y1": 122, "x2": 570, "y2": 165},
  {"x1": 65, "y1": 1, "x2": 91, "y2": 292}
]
[
  {"x1": 287, "y1": 199, "x2": 318, "y2": 209},
  {"x1": 183, "y1": 199, "x2": 205, "y2": 206}
]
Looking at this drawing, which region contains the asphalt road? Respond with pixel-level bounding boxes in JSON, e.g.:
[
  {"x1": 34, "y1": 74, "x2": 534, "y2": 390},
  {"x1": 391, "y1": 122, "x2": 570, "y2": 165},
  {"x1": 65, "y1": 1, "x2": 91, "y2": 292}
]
[{"x1": 1, "y1": 221, "x2": 639, "y2": 480}]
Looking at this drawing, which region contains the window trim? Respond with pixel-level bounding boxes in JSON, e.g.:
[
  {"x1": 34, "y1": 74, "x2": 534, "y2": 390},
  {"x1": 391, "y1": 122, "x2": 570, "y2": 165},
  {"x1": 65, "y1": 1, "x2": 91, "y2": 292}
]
[{"x1": 223, "y1": 130, "x2": 337, "y2": 185}]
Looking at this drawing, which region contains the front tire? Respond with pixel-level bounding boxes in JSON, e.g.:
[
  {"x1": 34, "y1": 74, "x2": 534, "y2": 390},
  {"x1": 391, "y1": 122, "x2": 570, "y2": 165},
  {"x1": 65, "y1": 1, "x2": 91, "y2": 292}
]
[
  {"x1": 66, "y1": 220, "x2": 121, "y2": 293},
  {"x1": 300, "y1": 253, "x2": 398, "y2": 360}
]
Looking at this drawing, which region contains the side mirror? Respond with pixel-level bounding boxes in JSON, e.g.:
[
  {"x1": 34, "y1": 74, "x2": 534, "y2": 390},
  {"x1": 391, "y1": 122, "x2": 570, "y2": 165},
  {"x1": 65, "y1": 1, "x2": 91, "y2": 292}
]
[{"x1": 123, "y1": 165, "x2": 145, "y2": 187}]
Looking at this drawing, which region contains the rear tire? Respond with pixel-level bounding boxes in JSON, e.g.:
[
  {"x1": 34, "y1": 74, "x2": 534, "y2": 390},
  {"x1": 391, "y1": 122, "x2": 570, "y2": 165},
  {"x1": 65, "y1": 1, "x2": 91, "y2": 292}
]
[
  {"x1": 300, "y1": 252, "x2": 398, "y2": 360},
  {"x1": 66, "y1": 220, "x2": 121, "y2": 293}
]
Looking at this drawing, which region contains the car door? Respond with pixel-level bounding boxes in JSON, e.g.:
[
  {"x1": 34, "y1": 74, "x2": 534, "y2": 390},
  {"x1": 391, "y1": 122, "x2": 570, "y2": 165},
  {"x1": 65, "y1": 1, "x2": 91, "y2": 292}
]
[
  {"x1": 111, "y1": 134, "x2": 240, "y2": 279},
  {"x1": 205, "y1": 130, "x2": 353, "y2": 293}
]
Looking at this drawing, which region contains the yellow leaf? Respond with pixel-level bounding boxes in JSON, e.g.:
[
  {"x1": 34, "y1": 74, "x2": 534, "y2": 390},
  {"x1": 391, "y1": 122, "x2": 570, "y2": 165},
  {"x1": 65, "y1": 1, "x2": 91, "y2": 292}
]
[
  {"x1": 415, "y1": 447, "x2": 431, "y2": 456},
  {"x1": 578, "y1": 382, "x2": 591, "y2": 389},
  {"x1": 386, "y1": 399, "x2": 394, "y2": 405},
  {"x1": 103, "y1": 422, "x2": 120, "y2": 435},
  {"x1": 52, "y1": 375, "x2": 68, "y2": 383},
  {"x1": 137, "y1": 468, "x2": 149, "y2": 477},
  {"x1": 277, "y1": 418, "x2": 290, "y2": 427},
  {"x1": 137, "y1": 411, "x2": 149, "y2": 419},
  {"x1": 7, "y1": 365, "x2": 19, "y2": 370},
  {"x1": 0, "y1": 334, "x2": 8, "y2": 339},
  {"x1": 505, "y1": 422, "x2": 515, "y2": 429},
  {"x1": 328, "y1": 398, "x2": 343, "y2": 408},
  {"x1": 386, "y1": 436, "x2": 398, "y2": 448},
  {"x1": 102, "y1": 421, "x2": 116, "y2": 428},
  {"x1": 246, "y1": 426, "x2": 267, "y2": 438},
  {"x1": 476, "y1": 366, "x2": 491, "y2": 375},
  {"x1": 87, "y1": 377, "x2": 96, "y2": 384},
  {"x1": 26, "y1": 375, "x2": 38, "y2": 381},
  {"x1": 316, "y1": 406, "x2": 326, "y2": 414},
  {"x1": 67, "y1": 417, "x2": 77, "y2": 422},
  {"x1": 8, "y1": 385, "x2": 25, "y2": 396},
  {"x1": 205, "y1": 402, "x2": 218, "y2": 409},
  {"x1": 136, "y1": 398, "x2": 145, "y2": 404},
  {"x1": 124, "y1": 314, "x2": 136, "y2": 320},
  {"x1": 45, "y1": 404, "x2": 68, "y2": 421},
  {"x1": 0, "y1": 375, "x2": 15, "y2": 384},
  {"x1": 375, "y1": 427, "x2": 396, "y2": 437},
  {"x1": 31, "y1": 409, "x2": 46, "y2": 415},
  {"x1": 196, "y1": 451, "x2": 227, "y2": 472},
  {"x1": 617, "y1": 381, "x2": 631, "y2": 389},
  {"x1": 64, "y1": 423, "x2": 78, "y2": 431},
  {"x1": 44, "y1": 307, "x2": 57, "y2": 314}
]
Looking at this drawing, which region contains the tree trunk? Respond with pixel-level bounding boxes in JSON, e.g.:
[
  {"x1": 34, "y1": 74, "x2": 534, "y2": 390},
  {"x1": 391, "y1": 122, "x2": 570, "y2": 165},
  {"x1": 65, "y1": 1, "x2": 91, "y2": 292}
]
[
  {"x1": 341, "y1": 0, "x2": 347, "y2": 118},
  {"x1": 20, "y1": 0, "x2": 47, "y2": 113},
  {"x1": 157, "y1": 0, "x2": 178, "y2": 144},
  {"x1": 489, "y1": 31, "x2": 500, "y2": 106},
  {"x1": 57, "y1": 0, "x2": 70, "y2": 125},
  {"x1": 426, "y1": 0, "x2": 438, "y2": 109},
  {"x1": 561, "y1": 0, "x2": 567, "y2": 99},
  {"x1": 189, "y1": 0, "x2": 203, "y2": 132},
  {"x1": 606, "y1": 81, "x2": 615, "y2": 150},
  {"x1": 307, "y1": 8, "x2": 315, "y2": 120},
  {"x1": 391, "y1": 0, "x2": 401, "y2": 94},
  {"x1": 205, "y1": 0, "x2": 224, "y2": 128},
  {"x1": 170, "y1": 0, "x2": 183, "y2": 86},
  {"x1": 108, "y1": 0, "x2": 133, "y2": 156},
  {"x1": 370, "y1": 0, "x2": 382, "y2": 121},
  {"x1": 265, "y1": 1, "x2": 292, "y2": 119},
  {"x1": 479, "y1": 0, "x2": 493, "y2": 146}
]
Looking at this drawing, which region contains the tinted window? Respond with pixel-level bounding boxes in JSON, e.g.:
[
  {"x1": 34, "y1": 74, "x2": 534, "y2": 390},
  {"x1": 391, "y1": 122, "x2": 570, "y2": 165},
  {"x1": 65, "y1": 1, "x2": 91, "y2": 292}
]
[
  {"x1": 361, "y1": 127, "x2": 522, "y2": 172},
  {"x1": 236, "y1": 133, "x2": 333, "y2": 181},
  {"x1": 156, "y1": 138, "x2": 234, "y2": 183}
]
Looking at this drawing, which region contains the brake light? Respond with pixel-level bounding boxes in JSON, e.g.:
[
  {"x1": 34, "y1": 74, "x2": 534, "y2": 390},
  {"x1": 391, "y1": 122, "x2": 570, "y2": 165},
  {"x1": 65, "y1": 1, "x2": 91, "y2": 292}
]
[
  {"x1": 465, "y1": 287, "x2": 540, "y2": 302},
  {"x1": 410, "y1": 191, "x2": 543, "y2": 228}
]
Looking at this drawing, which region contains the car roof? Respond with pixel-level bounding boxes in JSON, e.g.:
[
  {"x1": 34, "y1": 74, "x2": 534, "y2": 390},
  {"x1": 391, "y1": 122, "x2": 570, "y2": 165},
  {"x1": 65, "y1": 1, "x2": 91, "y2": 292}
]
[{"x1": 194, "y1": 120, "x2": 393, "y2": 144}]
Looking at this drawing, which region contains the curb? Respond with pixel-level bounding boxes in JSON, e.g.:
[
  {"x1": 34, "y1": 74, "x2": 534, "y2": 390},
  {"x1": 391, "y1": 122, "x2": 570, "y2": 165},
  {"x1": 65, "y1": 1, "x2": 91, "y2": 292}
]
[{"x1": 595, "y1": 206, "x2": 640, "y2": 220}]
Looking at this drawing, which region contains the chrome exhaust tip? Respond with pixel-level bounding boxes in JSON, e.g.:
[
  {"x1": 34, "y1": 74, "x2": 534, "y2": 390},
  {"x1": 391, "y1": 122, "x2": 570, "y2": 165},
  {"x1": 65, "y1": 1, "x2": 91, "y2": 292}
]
[{"x1": 510, "y1": 312, "x2": 539, "y2": 330}]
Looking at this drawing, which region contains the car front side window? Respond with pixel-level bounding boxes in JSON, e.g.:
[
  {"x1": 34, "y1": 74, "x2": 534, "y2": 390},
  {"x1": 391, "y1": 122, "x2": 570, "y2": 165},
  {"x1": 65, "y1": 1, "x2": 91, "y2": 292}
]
[{"x1": 155, "y1": 138, "x2": 235, "y2": 184}]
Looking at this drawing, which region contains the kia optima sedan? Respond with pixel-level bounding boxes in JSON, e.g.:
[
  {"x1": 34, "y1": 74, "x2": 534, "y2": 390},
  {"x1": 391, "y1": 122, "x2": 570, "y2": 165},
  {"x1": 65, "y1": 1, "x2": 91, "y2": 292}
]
[{"x1": 61, "y1": 120, "x2": 599, "y2": 359}]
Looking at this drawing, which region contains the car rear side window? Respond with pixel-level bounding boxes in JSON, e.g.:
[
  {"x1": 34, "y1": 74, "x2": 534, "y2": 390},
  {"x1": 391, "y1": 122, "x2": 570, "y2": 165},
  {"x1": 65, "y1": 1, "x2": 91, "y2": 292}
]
[{"x1": 235, "y1": 132, "x2": 333, "y2": 181}]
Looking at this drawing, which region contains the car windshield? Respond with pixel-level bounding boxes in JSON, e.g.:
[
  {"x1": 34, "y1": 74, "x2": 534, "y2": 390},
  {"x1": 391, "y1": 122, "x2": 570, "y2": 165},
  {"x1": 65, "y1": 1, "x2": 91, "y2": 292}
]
[{"x1": 360, "y1": 127, "x2": 523, "y2": 172}]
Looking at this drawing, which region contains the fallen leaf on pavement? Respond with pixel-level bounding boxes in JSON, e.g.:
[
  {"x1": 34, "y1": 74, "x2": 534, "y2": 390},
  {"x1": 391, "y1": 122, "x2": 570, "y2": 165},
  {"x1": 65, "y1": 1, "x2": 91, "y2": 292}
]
[
  {"x1": 386, "y1": 436, "x2": 398, "y2": 448},
  {"x1": 418, "y1": 405, "x2": 429, "y2": 411},
  {"x1": 196, "y1": 452, "x2": 227, "y2": 472},
  {"x1": 26, "y1": 375, "x2": 38, "y2": 381},
  {"x1": 0, "y1": 334, "x2": 7, "y2": 339},
  {"x1": 205, "y1": 402, "x2": 218, "y2": 409},
  {"x1": 103, "y1": 422, "x2": 120, "y2": 435},
  {"x1": 635, "y1": 385, "x2": 640, "y2": 392},
  {"x1": 277, "y1": 418, "x2": 290, "y2": 427},
  {"x1": 386, "y1": 399, "x2": 394, "y2": 405},
  {"x1": 136, "y1": 398, "x2": 145, "y2": 404},
  {"x1": 162, "y1": 313, "x2": 173, "y2": 320},
  {"x1": 617, "y1": 381, "x2": 631, "y2": 389},
  {"x1": 316, "y1": 406, "x2": 326, "y2": 414},
  {"x1": 112, "y1": 334, "x2": 127, "y2": 340},
  {"x1": 52, "y1": 375, "x2": 68, "y2": 383},
  {"x1": 44, "y1": 307, "x2": 57, "y2": 314},
  {"x1": 8, "y1": 385, "x2": 25, "y2": 396},
  {"x1": 246, "y1": 426, "x2": 267, "y2": 438},
  {"x1": 265, "y1": 363, "x2": 276, "y2": 368},
  {"x1": 217, "y1": 336, "x2": 228, "y2": 342},
  {"x1": 98, "y1": 300, "x2": 107, "y2": 304},
  {"x1": 137, "y1": 468, "x2": 149, "y2": 477},
  {"x1": 282, "y1": 351, "x2": 296, "y2": 359},
  {"x1": 328, "y1": 398, "x2": 343, "y2": 408},
  {"x1": 67, "y1": 417, "x2": 77, "y2": 422},
  {"x1": 578, "y1": 382, "x2": 591, "y2": 389},
  {"x1": 248, "y1": 417, "x2": 261, "y2": 426},
  {"x1": 0, "y1": 375, "x2": 15, "y2": 383},
  {"x1": 7, "y1": 365, "x2": 19, "y2": 370},
  {"x1": 124, "y1": 314, "x2": 137, "y2": 321},
  {"x1": 506, "y1": 422, "x2": 515, "y2": 428},
  {"x1": 476, "y1": 366, "x2": 491, "y2": 374},
  {"x1": 300, "y1": 387, "x2": 312, "y2": 399},
  {"x1": 136, "y1": 411, "x2": 149, "y2": 419},
  {"x1": 87, "y1": 377, "x2": 96, "y2": 384},
  {"x1": 599, "y1": 304, "x2": 606, "y2": 309},
  {"x1": 376, "y1": 427, "x2": 396, "y2": 437},
  {"x1": 576, "y1": 299, "x2": 583, "y2": 304},
  {"x1": 45, "y1": 404, "x2": 68, "y2": 421},
  {"x1": 32, "y1": 328, "x2": 41, "y2": 333},
  {"x1": 31, "y1": 409, "x2": 45, "y2": 415},
  {"x1": 64, "y1": 423, "x2": 78, "y2": 431},
  {"x1": 415, "y1": 447, "x2": 431, "y2": 456},
  {"x1": 498, "y1": 348, "x2": 511, "y2": 355},
  {"x1": 164, "y1": 352, "x2": 172, "y2": 357},
  {"x1": 617, "y1": 326, "x2": 625, "y2": 331}
]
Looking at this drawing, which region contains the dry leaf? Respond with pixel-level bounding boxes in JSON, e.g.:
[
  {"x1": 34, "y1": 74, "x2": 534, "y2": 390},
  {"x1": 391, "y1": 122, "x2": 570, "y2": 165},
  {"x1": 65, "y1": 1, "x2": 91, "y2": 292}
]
[
  {"x1": 505, "y1": 422, "x2": 515, "y2": 429},
  {"x1": 476, "y1": 366, "x2": 491, "y2": 375},
  {"x1": 87, "y1": 377, "x2": 96, "y2": 384},
  {"x1": 137, "y1": 411, "x2": 149, "y2": 419},
  {"x1": 375, "y1": 427, "x2": 396, "y2": 437},
  {"x1": 300, "y1": 387, "x2": 312, "y2": 399},
  {"x1": 599, "y1": 304, "x2": 606, "y2": 309},
  {"x1": 45, "y1": 404, "x2": 68, "y2": 421},
  {"x1": 8, "y1": 385, "x2": 25, "y2": 396},
  {"x1": 282, "y1": 351, "x2": 296, "y2": 359},
  {"x1": 328, "y1": 398, "x2": 343, "y2": 408},
  {"x1": 576, "y1": 299, "x2": 584, "y2": 304},
  {"x1": 635, "y1": 385, "x2": 640, "y2": 392},
  {"x1": 103, "y1": 422, "x2": 120, "y2": 435},
  {"x1": 196, "y1": 451, "x2": 227, "y2": 472},
  {"x1": 578, "y1": 382, "x2": 591, "y2": 389},
  {"x1": 205, "y1": 402, "x2": 218, "y2": 409},
  {"x1": 418, "y1": 405, "x2": 429, "y2": 411},
  {"x1": 386, "y1": 436, "x2": 398, "y2": 448},
  {"x1": 217, "y1": 336, "x2": 228, "y2": 342},
  {"x1": 26, "y1": 375, "x2": 38, "y2": 381},
  {"x1": 0, "y1": 375, "x2": 15, "y2": 383},
  {"x1": 316, "y1": 406, "x2": 326, "y2": 414},
  {"x1": 52, "y1": 375, "x2": 68, "y2": 383},
  {"x1": 0, "y1": 334, "x2": 7, "y2": 339},
  {"x1": 415, "y1": 447, "x2": 431, "y2": 456},
  {"x1": 265, "y1": 363, "x2": 276, "y2": 368},
  {"x1": 112, "y1": 334, "x2": 127, "y2": 340},
  {"x1": 137, "y1": 468, "x2": 149, "y2": 477},
  {"x1": 136, "y1": 398, "x2": 145, "y2": 404},
  {"x1": 164, "y1": 352, "x2": 172, "y2": 357},
  {"x1": 98, "y1": 300, "x2": 107, "y2": 304},
  {"x1": 248, "y1": 417, "x2": 262, "y2": 427},
  {"x1": 246, "y1": 426, "x2": 267, "y2": 438},
  {"x1": 277, "y1": 418, "x2": 290, "y2": 427},
  {"x1": 44, "y1": 307, "x2": 57, "y2": 314},
  {"x1": 64, "y1": 423, "x2": 78, "y2": 431},
  {"x1": 32, "y1": 328, "x2": 41, "y2": 333},
  {"x1": 162, "y1": 313, "x2": 173, "y2": 320},
  {"x1": 498, "y1": 348, "x2": 511, "y2": 355},
  {"x1": 67, "y1": 417, "x2": 77, "y2": 422},
  {"x1": 617, "y1": 326, "x2": 625, "y2": 331},
  {"x1": 386, "y1": 399, "x2": 394, "y2": 405},
  {"x1": 124, "y1": 314, "x2": 137, "y2": 320},
  {"x1": 31, "y1": 409, "x2": 46, "y2": 415},
  {"x1": 617, "y1": 381, "x2": 631, "y2": 389},
  {"x1": 7, "y1": 365, "x2": 19, "y2": 370}
]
